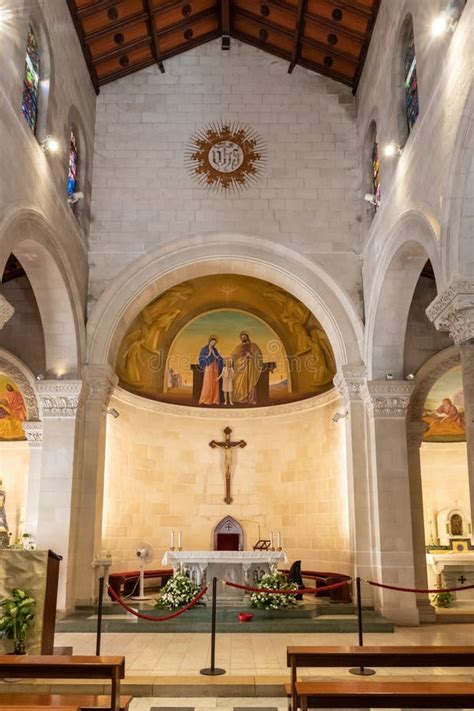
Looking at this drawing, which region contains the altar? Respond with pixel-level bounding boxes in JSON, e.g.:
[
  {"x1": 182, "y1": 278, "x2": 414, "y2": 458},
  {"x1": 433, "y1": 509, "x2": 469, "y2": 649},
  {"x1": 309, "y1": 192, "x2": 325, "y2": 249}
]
[{"x1": 162, "y1": 550, "x2": 288, "y2": 601}]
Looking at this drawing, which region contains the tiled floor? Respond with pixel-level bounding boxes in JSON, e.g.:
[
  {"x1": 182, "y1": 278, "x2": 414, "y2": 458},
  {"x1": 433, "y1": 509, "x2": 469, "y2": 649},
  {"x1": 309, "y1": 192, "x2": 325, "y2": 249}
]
[
  {"x1": 130, "y1": 699, "x2": 286, "y2": 711},
  {"x1": 55, "y1": 624, "x2": 474, "y2": 678}
]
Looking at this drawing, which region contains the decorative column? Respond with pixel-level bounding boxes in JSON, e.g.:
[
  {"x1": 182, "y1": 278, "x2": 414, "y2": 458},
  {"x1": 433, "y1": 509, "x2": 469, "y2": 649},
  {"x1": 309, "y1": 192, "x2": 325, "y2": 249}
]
[
  {"x1": 427, "y1": 280, "x2": 474, "y2": 524},
  {"x1": 406, "y1": 421, "x2": 436, "y2": 623},
  {"x1": 68, "y1": 365, "x2": 117, "y2": 608},
  {"x1": 22, "y1": 421, "x2": 43, "y2": 538},
  {"x1": 334, "y1": 365, "x2": 373, "y2": 603},
  {"x1": 363, "y1": 380, "x2": 419, "y2": 625},
  {"x1": 35, "y1": 381, "x2": 82, "y2": 611}
]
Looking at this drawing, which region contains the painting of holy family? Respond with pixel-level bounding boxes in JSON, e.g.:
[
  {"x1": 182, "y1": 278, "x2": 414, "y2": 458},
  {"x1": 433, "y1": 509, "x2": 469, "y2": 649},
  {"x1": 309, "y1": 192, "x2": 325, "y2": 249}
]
[{"x1": 0, "y1": 375, "x2": 27, "y2": 441}]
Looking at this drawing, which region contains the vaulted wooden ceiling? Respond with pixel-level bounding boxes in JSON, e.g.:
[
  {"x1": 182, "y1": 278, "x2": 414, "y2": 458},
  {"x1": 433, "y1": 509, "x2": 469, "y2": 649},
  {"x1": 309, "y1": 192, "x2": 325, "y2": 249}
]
[{"x1": 67, "y1": 0, "x2": 380, "y2": 94}]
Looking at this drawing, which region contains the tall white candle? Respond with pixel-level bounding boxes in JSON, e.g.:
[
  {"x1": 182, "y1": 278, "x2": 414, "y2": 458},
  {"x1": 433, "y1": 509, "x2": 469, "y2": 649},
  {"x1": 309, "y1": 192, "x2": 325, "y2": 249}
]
[
  {"x1": 170, "y1": 530, "x2": 175, "y2": 549},
  {"x1": 178, "y1": 530, "x2": 182, "y2": 549},
  {"x1": 270, "y1": 530, "x2": 274, "y2": 547},
  {"x1": 277, "y1": 531, "x2": 282, "y2": 549}
]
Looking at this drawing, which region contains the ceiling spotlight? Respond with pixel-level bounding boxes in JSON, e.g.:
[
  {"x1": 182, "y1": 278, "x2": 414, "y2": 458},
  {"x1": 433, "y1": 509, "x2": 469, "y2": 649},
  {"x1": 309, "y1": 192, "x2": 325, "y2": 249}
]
[
  {"x1": 41, "y1": 135, "x2": 59, "y2": 153},
  {"x1": 36, "y1": 374, "x2": 44, "y2": 381},
  {"x1": 332, "y1": 411, "x2": 348, "y2": 423},
  {"x1": 384, "y1": 142, "x2": 402, "y2": 157},
  {"x1": 431, "y1": 11, "x2": 457, "y2": 37},
  {"x1": 385, "y1": 373, "x2": 394, "y2": 381},
  {"x1": 107, "y1": 408, "x2": 120, "y2": 419},
  {"x1": 364, "y1": 193, "x2": 378, "y2": 206},
  {"x1": 406, "y1": 373, "x2": 415, "y2": 381}
]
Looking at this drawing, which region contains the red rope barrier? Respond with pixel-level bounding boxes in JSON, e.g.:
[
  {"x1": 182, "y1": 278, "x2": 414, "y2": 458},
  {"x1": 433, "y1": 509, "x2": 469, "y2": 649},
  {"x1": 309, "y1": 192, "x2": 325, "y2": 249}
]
[
  {"x1": 107, "y1": 584, "x2": 208, "y2": 621},
  {"x1": 224, "y1": 579, "x2": 351, "y2": 595},
  {"x1": 366, "y1": 580, "x2": 474, "y2": 594}
]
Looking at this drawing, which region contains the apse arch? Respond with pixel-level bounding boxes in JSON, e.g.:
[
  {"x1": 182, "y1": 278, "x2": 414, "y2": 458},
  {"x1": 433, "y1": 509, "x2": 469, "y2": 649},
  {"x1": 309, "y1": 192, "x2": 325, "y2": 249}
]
[
  {"x1": 0, "y1": 208, "x2": 85, "y2": 375},
  {"x1": 87, "y1": 234, "x2": 364, "y2": 373},
  {"x1": 366, "y1": 210, "x2": 441, "y2": 380}
]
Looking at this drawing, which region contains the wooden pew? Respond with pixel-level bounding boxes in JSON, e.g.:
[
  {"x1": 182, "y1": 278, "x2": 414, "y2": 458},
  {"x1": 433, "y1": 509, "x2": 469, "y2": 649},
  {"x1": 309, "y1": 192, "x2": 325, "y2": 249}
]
[
  {"x1": 0, "y1": 694, "x2": 132, "y2": 710},
  {"x1": 297, "y1": 680, "x2": 474, "y2": 709},
  {"x1": 0, "y1": 655, "x2": 126, "y2": 711},
  {"x1": 287, "y1": 645, "x2": 474, "y2": 711}
]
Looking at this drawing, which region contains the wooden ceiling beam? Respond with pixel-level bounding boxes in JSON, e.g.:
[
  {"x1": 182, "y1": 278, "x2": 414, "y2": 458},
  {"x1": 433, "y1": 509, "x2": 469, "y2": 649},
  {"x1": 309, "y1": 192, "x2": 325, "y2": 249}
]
[
  {"x1": 326, "y1": 0, "x2": 372, "y2": 17},
  {"x1": 305, "y1": 10, "x2": 366, "y2": 41},
  {"x1": 288, "y1": 0, "x2": 307, "y2": 74},
  {"x1": 144, "y1": 0, "x2": 165, "y2": 72},
  {"x1": 221, "y1": 0, "x2": 231, "y2": 50},
  {"x1": 352, "y1": 0, "x2": 380, "y2": 93},
  {"x1": 66, "y1": 0, "x2": 100, "y2": 93},
  {"x1": 92, "y1": 36, "x2": 151, "y2": 63},
  {"x1": 83, "y1": 12, "x2": 148, "y2": 42},
  {"x1": 232, "y1": 7, "x2": 294, "y2": 38},
  {"x1": 156, "y1": 7, "x2": 218, "y2": 37},
  {"x1": 77, "y1": 0, "x2": 122, "y2": 19},
  {"x1": 300, "y1": 35, "x2": 359, "y2": 65}
]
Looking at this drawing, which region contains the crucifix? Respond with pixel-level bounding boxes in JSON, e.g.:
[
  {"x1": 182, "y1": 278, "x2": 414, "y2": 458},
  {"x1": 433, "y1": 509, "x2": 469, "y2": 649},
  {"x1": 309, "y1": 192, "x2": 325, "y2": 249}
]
[{"x1": 209, "y1": 426, "x2": 247, "y2": 504}]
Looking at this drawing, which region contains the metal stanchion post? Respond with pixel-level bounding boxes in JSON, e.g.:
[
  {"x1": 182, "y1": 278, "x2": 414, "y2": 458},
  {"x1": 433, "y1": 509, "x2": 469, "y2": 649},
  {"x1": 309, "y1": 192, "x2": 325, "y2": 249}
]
[
  {"x1": 349, "y1": 576, "x2": 375, "y2": 676},
  {"x1": 200, "y1": 577, "x2": 225, "y2": 676},
  {"x1": 96, "y1": 576, "x2": 104, "y2": 656}
]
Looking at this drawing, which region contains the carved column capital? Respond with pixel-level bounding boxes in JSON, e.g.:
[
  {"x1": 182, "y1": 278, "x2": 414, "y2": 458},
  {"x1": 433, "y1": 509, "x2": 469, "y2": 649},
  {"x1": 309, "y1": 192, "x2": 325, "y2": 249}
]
[
  {"x1": 23, "y1": 421, "x2": 43, "y2": 448},
  {"x1": 363, "y1": 380, "x2": 415, "y2": 419},
  {"x1": 334, "y1": 364, "x2": 367, "y2": 408},
  {"x1": 426, "y1": 279, "x2": 474, "y2": 345},
  {"x1": 37, "y1": 381, "x2": 82, "y2": 418},
  {"x1": 0, "y1": 294, "x2": 14, "y2": 329},
  {"x1": 82, "y1": 365, "x2": 118, "y2": 407},
  {"x1": 407, "y1": 421, "x2": 428, "y2": 449}
]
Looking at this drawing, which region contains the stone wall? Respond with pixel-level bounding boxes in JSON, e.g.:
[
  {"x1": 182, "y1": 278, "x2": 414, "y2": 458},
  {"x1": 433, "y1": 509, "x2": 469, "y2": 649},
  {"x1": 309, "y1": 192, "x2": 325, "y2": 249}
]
[
  {"x1": 89, "y1": 40, "x2": 363, "y2": 315},
  {"x1": 101, "y1": 388, "x2": 351, "y2": 575}
]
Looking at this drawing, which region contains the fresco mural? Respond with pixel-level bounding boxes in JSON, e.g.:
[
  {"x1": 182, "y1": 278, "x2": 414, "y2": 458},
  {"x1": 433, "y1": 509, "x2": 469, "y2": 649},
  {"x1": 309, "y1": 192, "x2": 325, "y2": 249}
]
[
  {"x1": 116, "y1": 274, "x2": 336, "y2": 408},
  {"x1": 422, "y1": 365, "x2": 465, "y2": 442},
  {"x1": 0, "y1": 375, "x2": 27, "y2": 441}
]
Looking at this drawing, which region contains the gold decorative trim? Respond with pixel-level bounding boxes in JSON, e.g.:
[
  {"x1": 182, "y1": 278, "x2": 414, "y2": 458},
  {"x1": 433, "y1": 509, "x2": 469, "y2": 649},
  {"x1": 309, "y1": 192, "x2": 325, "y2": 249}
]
[{"x1": 186, "y1": 121, "x2": 265, "y2": 192}]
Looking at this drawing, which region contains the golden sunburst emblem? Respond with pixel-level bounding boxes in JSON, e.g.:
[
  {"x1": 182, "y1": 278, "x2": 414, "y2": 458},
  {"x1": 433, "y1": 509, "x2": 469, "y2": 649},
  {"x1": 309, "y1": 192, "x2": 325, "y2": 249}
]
[{"x1": 186, "y1": 121, "x2": 266, "y2": 192}]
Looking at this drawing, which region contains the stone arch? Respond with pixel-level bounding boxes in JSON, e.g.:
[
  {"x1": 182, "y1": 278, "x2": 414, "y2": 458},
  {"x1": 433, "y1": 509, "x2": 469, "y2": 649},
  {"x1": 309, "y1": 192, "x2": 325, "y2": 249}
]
[
  {"x1": 87, "y1": 234, "x2": 364, "y2": 373},
  {"x1": 442, "y1": 84, "x2": 474, "y2": 281},
  {"x1": 0, "y1": 208, "x2": 85, "y2": 375},
  {"x1": 366, "y1": 210, "x2": 441, "y2": 379},
  {"x1": 0, "y1": 347, "x2": 40, "y2": 421}
]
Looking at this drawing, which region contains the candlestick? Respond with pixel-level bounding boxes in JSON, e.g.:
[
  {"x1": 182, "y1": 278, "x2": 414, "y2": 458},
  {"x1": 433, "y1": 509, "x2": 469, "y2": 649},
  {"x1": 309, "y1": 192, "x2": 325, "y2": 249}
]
[
  {"x1": 277, "y1": 530, "x2": 282, "y2": 550},
  {"x1": 270, "y1": 530, "x2": 274, "y2": 550},
  {"x1": 170, "y1": 530, "x2": 175, "y2": 550},
  {"x1": 178, "y1": 530, "x2": 182, "y2": 550}
]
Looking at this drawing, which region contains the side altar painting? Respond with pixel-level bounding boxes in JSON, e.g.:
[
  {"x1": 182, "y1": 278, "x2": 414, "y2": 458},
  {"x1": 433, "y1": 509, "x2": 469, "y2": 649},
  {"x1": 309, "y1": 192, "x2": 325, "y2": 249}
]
[
  {"x1": 0, "y1": 374, "x2": 26, "y2": 441},
  {"x1": 116, "y1": 274, "x2": 336, "y2": 408},
  {"x1": 422, "y1": 365, "x2": 465, "y2": 442}
]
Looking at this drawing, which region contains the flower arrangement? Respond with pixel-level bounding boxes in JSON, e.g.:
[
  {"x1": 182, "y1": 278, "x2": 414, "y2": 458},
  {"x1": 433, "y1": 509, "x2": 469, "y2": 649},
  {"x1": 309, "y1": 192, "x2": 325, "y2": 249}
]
[
  {"x1": 0, "y1": 587, "x2": 36, "y2": 654},
  {"x1": 249, "y1": 568, "x2": 298, "y2": 610},
  {"x1": 431, "y1": 586, "x2": 455, "y2": 608},
  {"x1": 154, "y1": 571, "x2": 200, "y2": 610}
]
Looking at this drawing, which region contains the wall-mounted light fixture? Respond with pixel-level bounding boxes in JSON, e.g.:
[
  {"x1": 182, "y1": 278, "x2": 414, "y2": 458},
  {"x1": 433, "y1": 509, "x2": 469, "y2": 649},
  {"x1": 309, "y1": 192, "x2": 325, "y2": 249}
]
[
  {"x1": 332, "y1": 411, "x2": 348, "y2": 423},
  {"x1": 364, "y1": 193, "x2": 379, "y2": 206},
  {"x1": 107, "y1": 408, "x2": 120, "y2": 419},
  {"x1": 40, "y1": 135, "x2": 59, "y2": 153},
  {"x1": 384, "y1": 142, "x2": 402, "y2": 158}
]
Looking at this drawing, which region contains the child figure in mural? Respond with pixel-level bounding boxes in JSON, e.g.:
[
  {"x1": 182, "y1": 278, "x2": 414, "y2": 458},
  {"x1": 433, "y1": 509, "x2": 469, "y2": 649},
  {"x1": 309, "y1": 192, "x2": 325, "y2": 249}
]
[{"x1": 218, "y1": 357, "x2": 235, "y2": 406}]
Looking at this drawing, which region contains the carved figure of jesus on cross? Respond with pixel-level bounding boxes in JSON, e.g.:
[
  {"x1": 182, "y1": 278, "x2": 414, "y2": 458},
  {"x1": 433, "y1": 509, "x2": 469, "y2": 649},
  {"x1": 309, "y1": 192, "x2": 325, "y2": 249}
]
[{"x1": 209, "y1": 426, "x2": 247, "y2": 504}]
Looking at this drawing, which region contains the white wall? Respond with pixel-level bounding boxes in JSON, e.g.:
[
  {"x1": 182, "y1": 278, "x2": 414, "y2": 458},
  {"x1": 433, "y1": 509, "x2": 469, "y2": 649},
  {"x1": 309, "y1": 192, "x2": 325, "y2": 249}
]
[{"x1": 89, "y1": 40, "x2": 363, "y2": 315}]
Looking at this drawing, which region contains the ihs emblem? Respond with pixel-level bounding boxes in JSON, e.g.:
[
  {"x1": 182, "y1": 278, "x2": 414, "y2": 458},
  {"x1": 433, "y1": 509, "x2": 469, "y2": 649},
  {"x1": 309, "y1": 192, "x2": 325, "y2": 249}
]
[{"x1": 186, "y1": 121, "x2": 265, "y2": 192}]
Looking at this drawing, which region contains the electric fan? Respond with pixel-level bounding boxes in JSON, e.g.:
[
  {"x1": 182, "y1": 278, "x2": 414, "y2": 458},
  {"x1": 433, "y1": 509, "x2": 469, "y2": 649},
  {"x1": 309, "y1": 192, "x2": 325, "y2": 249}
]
[{"x1": 130, "y1": 542, "x2": 154, "y2": 601}]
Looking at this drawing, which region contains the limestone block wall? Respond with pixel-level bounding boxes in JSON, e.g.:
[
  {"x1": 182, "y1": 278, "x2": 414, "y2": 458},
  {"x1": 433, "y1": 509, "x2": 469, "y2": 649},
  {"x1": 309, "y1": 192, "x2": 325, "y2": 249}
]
[
  {"x1": 420, "y1": 442, "x2": 469, "y2": 543},
  {"x1": 0, "y1": 442, "x2": 29, "y2": 544},
  {"x1": 101, "y1": 389, "x2": 351, "y2": 575},
  {"x1": 0, "y1": 0, "x2": 96, "y2": 307},
  {"x1": 357, "y1": 0, "x2": 473, "y2": 297},
  {"x1": 0, "y1": 276, "x2": 46, "y2": 376},
  {"x1": 89, "y1": 40, "x2": 363, "y2": 315}
]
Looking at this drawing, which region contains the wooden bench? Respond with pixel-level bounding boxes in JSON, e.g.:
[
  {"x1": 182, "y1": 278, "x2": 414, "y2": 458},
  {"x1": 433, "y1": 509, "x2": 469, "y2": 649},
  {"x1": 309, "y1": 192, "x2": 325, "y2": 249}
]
[
  {"x1": 297, "y1": 680, "x2": 474, "y2": 709},
  {"x1": 0, "y1": 655, "x2": 126, "y2": 711},
  {"x1": 0, "y1": 695, "x2": 132, "y2": 710},
  {"x1": 108, "y1": 568, "x2": 173, "y2": 597},
  {"x1": 287, "y1": 645, "x2": 474, "y2": 711}
]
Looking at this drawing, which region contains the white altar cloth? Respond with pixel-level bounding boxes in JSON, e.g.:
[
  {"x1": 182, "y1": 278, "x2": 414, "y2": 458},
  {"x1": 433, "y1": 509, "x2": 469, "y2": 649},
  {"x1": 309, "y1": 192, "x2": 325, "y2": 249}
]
[{"x1": 162, "y1": 550, "x2": 288, "y2": 600}]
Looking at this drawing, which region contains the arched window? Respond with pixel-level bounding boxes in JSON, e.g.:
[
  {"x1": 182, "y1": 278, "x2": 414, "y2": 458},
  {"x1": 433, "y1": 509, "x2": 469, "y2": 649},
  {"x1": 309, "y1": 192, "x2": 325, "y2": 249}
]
[
  {"x1": 67, "y1": 129, "x2": 79, "y2": 199},
  {"x1": 403, "y1": 26, "x2": 419, "y2": 134},
  {"x1": 22, "y1": 24, "x2": 40, "y2": 133},
  {"x1": 372, "y1": 135, "x2": 380, "y2": 209}
]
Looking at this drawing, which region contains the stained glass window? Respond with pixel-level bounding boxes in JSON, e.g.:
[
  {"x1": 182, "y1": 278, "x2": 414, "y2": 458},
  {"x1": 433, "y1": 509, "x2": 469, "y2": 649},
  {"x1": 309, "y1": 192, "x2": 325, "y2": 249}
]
[
  {"x1": 67, "y1": 130, "x2": 79, "y2": 198},
  {"x1": 22, "y1": 24, "x2": 40, "y2": 133},
  {"x1": 372, "y1": 138, "x2": 380, "y2": 209},
  {"x1": 404, "y1": 28, "x2": 419, "y2": 133}
]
